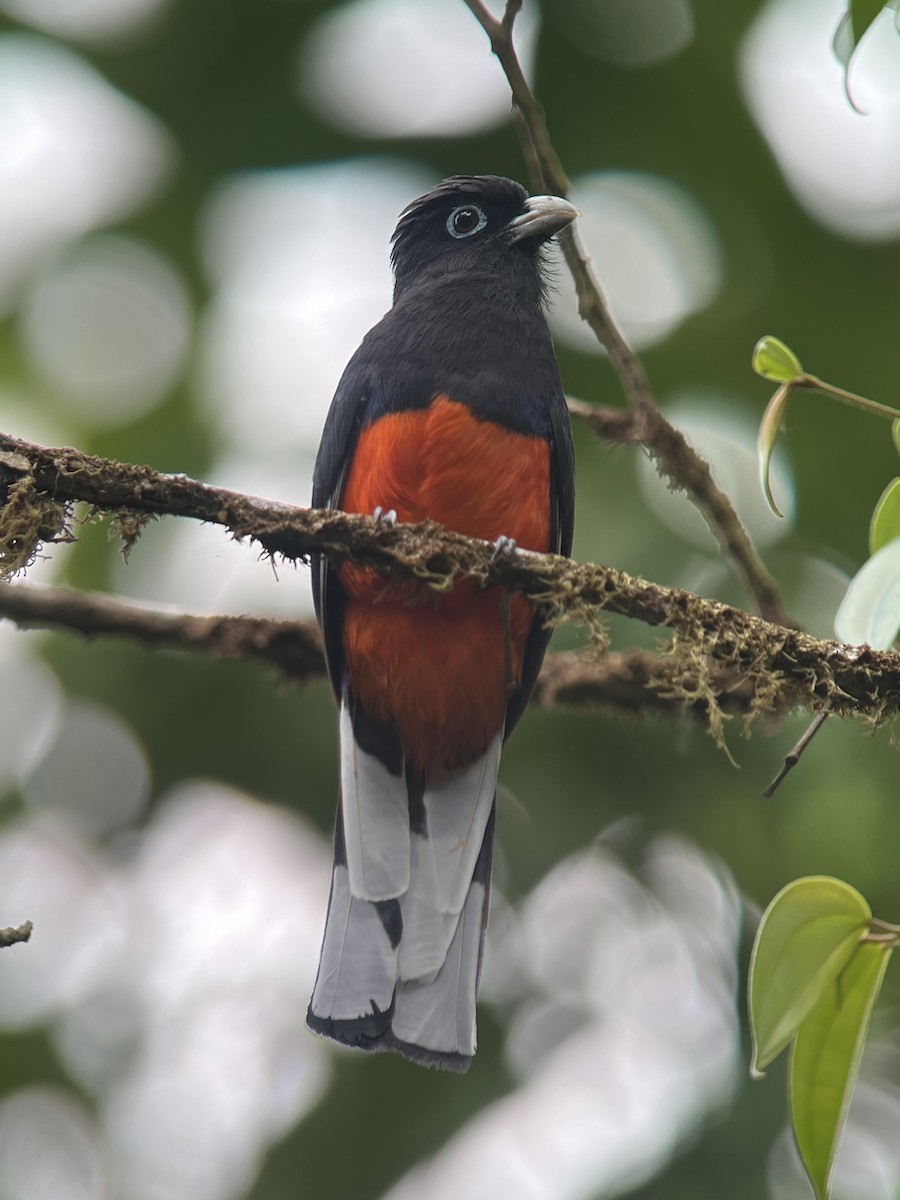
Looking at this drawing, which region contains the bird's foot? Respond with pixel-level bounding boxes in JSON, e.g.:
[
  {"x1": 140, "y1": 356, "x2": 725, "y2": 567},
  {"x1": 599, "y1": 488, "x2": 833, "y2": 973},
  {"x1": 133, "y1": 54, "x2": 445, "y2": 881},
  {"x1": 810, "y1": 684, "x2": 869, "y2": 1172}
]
[
  {"x1": 490, "y1": 535, "x2": 517, "y2": 562},
  {"x1": 372, "y1": 506, "x2": 398, "y2": 528}
]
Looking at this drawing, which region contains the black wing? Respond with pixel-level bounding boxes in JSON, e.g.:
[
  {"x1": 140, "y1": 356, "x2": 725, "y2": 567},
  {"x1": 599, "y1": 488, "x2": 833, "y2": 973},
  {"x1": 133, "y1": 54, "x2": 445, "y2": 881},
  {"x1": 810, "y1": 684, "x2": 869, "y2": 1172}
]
[
  {"x1": 311, "y1": 355, "x2": 369, "y2": 701},
  {"x1": 312, "y1": 350, "x2": 575, "y2": 730},
  {"x1": 502, "y1": 387, "x2": 575, "y2": 739}
]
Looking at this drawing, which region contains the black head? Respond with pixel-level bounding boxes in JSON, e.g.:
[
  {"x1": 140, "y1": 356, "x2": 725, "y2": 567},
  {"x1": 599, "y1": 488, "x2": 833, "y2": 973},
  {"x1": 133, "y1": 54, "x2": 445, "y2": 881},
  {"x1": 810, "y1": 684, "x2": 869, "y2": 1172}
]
[{"x1": 390, "y1": 175, "x2": 577, "y2": 302}]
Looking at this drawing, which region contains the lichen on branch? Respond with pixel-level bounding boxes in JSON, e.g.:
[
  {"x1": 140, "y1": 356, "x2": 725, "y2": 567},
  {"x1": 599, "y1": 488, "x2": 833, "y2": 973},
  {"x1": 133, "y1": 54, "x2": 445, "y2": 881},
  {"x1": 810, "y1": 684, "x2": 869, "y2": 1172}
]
[{"x1": 0, "y1": 430, "x2": 898, "y2": 739}]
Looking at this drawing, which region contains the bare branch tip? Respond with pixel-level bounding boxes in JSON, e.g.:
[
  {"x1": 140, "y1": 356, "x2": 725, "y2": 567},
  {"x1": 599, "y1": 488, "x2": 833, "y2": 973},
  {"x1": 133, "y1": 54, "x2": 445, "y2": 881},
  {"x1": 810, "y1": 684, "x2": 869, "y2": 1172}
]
[
  {"x1": 502, "y1": 0, "x2": 523, "y2": 35},
  {"x1": 462, "y1": 0, "x2": 500, "y2": 37},
  {"x1": 762, "y1": 706, "x2": 832, "y2": 797},
  {"x1": 0, "y1": 920, "x2": 33, "y2": 948}
]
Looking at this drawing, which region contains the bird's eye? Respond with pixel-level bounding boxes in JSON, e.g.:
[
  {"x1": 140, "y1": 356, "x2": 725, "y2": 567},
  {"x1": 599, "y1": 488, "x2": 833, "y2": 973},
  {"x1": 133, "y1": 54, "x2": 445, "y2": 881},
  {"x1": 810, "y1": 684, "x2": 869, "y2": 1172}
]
[{"x1": 447, "y1": 205, "x2": 487, "y2": 239}]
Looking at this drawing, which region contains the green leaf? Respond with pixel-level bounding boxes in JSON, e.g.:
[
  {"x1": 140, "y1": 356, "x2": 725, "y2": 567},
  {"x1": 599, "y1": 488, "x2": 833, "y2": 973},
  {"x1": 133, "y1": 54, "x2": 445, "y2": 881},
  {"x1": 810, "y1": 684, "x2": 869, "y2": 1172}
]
[
  {"x1": 869, "y1": 477, "x2": 900, "y2": 555},
  {"x1": 757, "y1": 382, "x2": 793, "y2": 518},
  {"x1": 749, "y1": 877, "x2": 870, "y2": 1076},
  {"x1": 833, "y1": 10, "x2": 855, "y2": 71},
  {"x1": 834, "y1": 537, "x2": 900, "y2": 649},
  {"x1": 752, "y1": 335, "x2": 804, "y2": 383},
  {"x1": 851, "y1": 0, "x2": 887, "y2": 43},
  {"x1": 892, "y1": 418, "x2": 900, "y2": 457},
  {"x1": 790, "y1": 940, "x2": 891, "y2": 1200},
  {"x1": 833, "y1": 2, "x2": 899, "y2": 112}
]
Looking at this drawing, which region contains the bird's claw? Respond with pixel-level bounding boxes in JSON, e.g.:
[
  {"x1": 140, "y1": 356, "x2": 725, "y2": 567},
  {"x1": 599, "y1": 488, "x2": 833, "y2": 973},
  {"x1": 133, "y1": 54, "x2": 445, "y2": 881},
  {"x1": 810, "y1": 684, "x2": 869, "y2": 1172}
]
[
  {"x1": 490, "y1": 535, "x2": 517, "y2": 563},
  {"x1": 373, "y1": 506, "x2": 397, "y2": 528}
]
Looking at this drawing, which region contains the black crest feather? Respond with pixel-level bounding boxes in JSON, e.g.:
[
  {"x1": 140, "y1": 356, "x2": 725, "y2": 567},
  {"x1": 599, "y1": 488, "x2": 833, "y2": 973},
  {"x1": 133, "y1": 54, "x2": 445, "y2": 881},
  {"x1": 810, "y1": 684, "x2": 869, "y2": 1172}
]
[{"x1": 389, "y1": 175, "x2": 539, "y2": 300}]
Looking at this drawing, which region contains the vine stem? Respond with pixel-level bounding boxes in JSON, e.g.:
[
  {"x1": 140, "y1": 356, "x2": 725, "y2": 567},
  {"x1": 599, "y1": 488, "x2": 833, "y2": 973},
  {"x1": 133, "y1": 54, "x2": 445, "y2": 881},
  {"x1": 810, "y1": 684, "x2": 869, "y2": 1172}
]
[{"x1": 461, "y1": 0, "x2": 792, "y2": 629}]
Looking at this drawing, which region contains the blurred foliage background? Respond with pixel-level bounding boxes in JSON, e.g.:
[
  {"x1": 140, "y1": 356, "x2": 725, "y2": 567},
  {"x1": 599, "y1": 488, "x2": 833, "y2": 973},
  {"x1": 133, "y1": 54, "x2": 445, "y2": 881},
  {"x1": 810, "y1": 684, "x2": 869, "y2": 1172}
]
[{"x1": 1, "y1": 1, "x2": 900, "y2": 1198}]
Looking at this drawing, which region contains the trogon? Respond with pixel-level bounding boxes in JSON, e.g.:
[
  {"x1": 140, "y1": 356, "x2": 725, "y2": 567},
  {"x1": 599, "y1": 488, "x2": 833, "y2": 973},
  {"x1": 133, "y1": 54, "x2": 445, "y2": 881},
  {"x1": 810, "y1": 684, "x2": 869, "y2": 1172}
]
[{"x1": 307, "y1": 175, "x2": 577, "y2": 1071}]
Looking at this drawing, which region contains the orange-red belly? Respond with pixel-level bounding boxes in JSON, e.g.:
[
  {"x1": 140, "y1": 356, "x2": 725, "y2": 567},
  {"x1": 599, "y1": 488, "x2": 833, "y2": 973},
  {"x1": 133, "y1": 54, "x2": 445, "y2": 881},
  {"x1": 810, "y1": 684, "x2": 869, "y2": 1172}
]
[{"x1": 339, "y1": 395, "x2": 551, "y2": 774}]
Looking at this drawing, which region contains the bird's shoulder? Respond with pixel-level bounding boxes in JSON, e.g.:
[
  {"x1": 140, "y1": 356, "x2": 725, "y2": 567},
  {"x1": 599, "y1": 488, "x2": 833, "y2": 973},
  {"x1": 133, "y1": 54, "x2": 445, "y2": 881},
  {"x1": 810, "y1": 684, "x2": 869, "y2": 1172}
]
[{"x1": 314, "y1": 267, "x2": 566, "y2": 505}]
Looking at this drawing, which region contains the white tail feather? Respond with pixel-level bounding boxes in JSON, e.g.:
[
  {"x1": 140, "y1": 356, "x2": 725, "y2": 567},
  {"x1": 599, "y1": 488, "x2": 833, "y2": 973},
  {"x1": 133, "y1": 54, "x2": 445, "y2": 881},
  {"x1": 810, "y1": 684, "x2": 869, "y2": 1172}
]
[
  {"x1": 398, "y1": 830, "x2": 445, "y2": 982},
  {"x1": 422, "y1": 731, "x2": 501, "y2": 914},
  {"x1": 339, "y1": 698, "x2": 409, "y2": 901},
  {"x1": 309, "y1": 863, "x2": 398, "y2": 1022},
  {"x1": 397, "y1": 729, "x2": 500, "y2": 980},
  {"x1": 309, "y1": 718, "x2": 499, "y2": 1070},
  {"x1": 391, "y1": 874, "x2": 487, "y2": 1057}
]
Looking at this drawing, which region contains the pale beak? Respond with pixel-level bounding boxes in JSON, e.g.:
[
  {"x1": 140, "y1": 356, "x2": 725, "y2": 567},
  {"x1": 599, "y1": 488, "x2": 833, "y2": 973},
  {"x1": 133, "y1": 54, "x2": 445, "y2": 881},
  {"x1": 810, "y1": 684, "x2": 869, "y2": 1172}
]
[{"x1": 507, "y1": 195, "x2": 579, "y2": 243}]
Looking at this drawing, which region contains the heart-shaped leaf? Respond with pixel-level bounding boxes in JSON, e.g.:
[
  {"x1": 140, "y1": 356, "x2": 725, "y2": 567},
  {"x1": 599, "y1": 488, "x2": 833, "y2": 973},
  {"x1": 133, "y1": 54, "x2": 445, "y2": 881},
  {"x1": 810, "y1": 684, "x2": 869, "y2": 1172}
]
[
  {"x1": 834, "y1": 537, "x2": 900, "y2": 649},
  {"x1": 869, "y1": 477, "x2": 900, "y2": 555},
  {"x1": 790, "y1": 940, "x2": 891, "y2": 1200},
  {"x1": 833, "y1": 0, "x2": 887, "y2": 111},
  {"x1": 749, "y1": 877, "x2": 870, "y2": 1076},
  {"x1": 851, "y1": 0, "x2": 887, "y2": 42},
  {"x1": 752, "y1": 335, "x2": 804, "y2": 384}
]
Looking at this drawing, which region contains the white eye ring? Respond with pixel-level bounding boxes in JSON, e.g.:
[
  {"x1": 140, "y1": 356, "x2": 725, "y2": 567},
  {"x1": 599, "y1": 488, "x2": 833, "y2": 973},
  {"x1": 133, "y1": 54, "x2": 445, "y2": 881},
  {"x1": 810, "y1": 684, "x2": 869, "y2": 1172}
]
[{"x1": 447, "y1": 205, "x2": 487, "y2": 239}]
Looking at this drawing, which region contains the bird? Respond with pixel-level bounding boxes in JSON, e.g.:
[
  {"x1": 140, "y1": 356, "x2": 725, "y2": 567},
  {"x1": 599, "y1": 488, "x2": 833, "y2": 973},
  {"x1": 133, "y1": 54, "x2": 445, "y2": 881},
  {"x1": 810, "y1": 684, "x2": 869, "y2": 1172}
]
[{"x1": 307, "y1": 174, "x2": 577, "y2": 1072}]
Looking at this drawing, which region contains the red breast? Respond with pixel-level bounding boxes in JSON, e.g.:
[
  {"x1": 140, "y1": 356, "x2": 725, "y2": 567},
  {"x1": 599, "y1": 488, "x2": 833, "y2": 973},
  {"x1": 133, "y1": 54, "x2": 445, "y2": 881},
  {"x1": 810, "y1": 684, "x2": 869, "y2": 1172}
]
[{"x1": 339, "y1": 395, "x2": 551, "y2": 773}]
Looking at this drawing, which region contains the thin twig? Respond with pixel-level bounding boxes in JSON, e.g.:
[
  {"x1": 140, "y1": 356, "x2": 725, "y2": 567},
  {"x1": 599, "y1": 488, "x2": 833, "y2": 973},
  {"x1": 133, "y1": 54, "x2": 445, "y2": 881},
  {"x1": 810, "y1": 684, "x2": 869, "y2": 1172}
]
[
  {"x1": 565, "y1": 398, "x2": 795, "y2": 626},
  {"x1": 761, "y1": 704, "x2": 833, "y2": 798},
  {"x1": 0, "y1": 581, "x2": 793, "y2": 721},
  {"x1": 0, "y1": 921, "x2": 33, "y2": 948},
  {"x1": 463, "y1": 0, "x2": 791, "y2": 628},
  {"x1": 0, "y1": 580, "x2": 326, "y2": 681}
]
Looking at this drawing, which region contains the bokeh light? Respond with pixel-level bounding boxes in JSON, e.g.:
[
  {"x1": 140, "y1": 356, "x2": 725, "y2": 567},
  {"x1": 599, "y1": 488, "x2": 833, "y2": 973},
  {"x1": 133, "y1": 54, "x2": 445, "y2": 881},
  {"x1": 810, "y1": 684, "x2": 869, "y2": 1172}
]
[
  {"x1": 0, "y1": 34, "x2": 173, "y2": 313},
  {"x1": 0, "y1": 0, "x2": 169, "y2": 43},
  {"x1": 198, "y1": 158, "x2": 433, "y2": 460},
  {"x1": 297, "y1": 0, "x2": 539, "y2": 138},
  {"x1": 741, "y1": 0, "x2": 900, "y2": 239},
  {"x1": 0, "y1": 1087, "x2": 106, "y2": 1200},
  {"x1": 384, "y1": 836, "x2": 740, "y2": 1200},
  {"x1": 0, "y1": 652, "x2": 63, "y2": 795},
  {"x1": 0, "y1": 388, "x2": 74, "y2": 455},
  {"x1": 549, "y1": 173, "x2": 721, "y2": 353},
  {"x1": 21, "y1": 699, "x2": 150, "y2": 836},
  {"x1": 547, "y1": 0, "x2": 694, "y2": 67},
  {"x1": 0, "y1": 783, "x2": 333, "y2": 1200},
  {"x1": 0, "y1": 815, "x2": 125, "y2": 1027},
  {"x1": 777, "y1": 553, "x2": 849, "y2": 640},
  {"x1": 95, "y1": 783, "x2": 332, "y2": 1200},
  {"x1": 110, "y1": 459, "x2": 315, "y2": 617},
  {"x1": 636, "y1": 394, "x2": 795, "y2": 551},
  {"x1": 21, "y1": 235, "x2": 191, "y2": 426}
]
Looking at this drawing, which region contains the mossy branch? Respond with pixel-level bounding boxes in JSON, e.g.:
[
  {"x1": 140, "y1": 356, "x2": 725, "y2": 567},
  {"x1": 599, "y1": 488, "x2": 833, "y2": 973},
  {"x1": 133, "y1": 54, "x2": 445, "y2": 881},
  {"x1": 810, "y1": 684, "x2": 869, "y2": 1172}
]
[
  {"x1": 0, "y1": 580, "x2": 786, "y2": 722},
  {"x1": 1, "y1": 431, "x2": 899, "y2": 737},
  {"x1": 0, "y1": 579, "x2": 327, "y2": 682}
]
